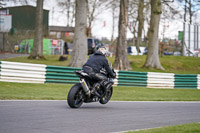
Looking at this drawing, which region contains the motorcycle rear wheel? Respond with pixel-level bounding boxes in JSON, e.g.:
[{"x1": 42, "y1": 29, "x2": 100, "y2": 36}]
[
  {"x1": 99, "y1": 87, "x2": 113, "y2": 104},
  {"x1": 67, "y1": 83, "x2": 84, "y2": 108}
]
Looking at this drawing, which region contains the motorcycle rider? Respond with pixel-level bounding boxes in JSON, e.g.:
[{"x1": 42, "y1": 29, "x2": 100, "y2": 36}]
[{"x1": 82, "y1": 46, "x2": 116, "y2": 96}]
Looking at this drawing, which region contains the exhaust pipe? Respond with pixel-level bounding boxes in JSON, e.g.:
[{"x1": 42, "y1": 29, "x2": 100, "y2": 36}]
[{"x1": 80, "y1": 79, "x2": 91, "y2": 96}]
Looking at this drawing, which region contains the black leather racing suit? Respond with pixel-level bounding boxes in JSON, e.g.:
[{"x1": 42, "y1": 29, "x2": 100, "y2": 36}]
[{"x1": 82, "y1": 51, "x2": 115, "y2": 83}]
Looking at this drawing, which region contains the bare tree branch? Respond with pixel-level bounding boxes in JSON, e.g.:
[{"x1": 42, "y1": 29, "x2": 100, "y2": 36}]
[{"x1": 57, "y1": 0, "x2": 75, "y2": 27}]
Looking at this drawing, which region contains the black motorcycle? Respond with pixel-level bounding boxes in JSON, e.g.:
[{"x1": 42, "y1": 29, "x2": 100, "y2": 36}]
[{"x1": 67, "y1": 68, "x2": 115, "y2": 108}]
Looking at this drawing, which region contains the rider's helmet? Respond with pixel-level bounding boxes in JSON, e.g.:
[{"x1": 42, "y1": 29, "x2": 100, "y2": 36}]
[{"x1": 98, "y1": 46, "x2": 109, "y2": 56}]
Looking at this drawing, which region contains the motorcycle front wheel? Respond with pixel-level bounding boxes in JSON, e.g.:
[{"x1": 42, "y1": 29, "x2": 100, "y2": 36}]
[
  {"x1": 67, "y1": 83, "x2": 84, "y2": 108},
  {"x1": 99, "y1": 87, "x2": 113, "y2": 104}
]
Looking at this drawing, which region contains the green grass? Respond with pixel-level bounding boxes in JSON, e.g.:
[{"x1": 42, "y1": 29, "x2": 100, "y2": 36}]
[
  {"x1": 113, "y1": 86, "x2": 200, "y2": 101},
  {"x1": 1, "y1": 55, "x2": 200, "y2": 74},
  {"x1": 126, "y1": 123, "x2": 200, "y2": 133},
  {"x1": 1, "y1": 55, "x2": 71, "y2": 66},
  {"x1": 0, "y1": 82, "x2": 72, "y2": 100},
  {"x1": 128, "y1": 55, "x2": 200, "y2": 74},
  {"x1": 0, "y1": 82, "x2": 200, "y2": 101}
]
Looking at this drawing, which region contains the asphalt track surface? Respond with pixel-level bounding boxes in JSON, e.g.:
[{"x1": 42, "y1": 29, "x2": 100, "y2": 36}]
[
  {"x1": 0, "y1": 53, "x2": 29, "y2": 59},
  {"x1": 0, "y1": 101, "x2": 200, "y2": 133}
]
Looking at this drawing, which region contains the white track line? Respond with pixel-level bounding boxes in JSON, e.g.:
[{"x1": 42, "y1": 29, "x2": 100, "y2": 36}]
[
  {"x1": 112, "y1": 122, "x2": 200, "y2": 133},
  {"x1": 112, "y1": 126, "x2": 165, "y2": 133}
]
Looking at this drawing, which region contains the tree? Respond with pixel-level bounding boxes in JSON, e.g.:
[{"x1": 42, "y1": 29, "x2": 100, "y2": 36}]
[
  {"x1": 128, "y1": 0, "x2": 150, "y2": 48},
  {"x1": 177, "y1": 0, "x2": 200, "y2": 24},
  {"x1": 86, "y1": 0, "x2": 107, "y2": 37},
  {"x1": 128, "y1": 0, "x2": 138, "y2": 46},
  {"x1": 110, "y1": 0, "x2": 119, "y2": 43},
  {"x1": 158, "y1": 1, "x2": 184, "y2": 56},
  {"x1": 68, "y1": 0, "x2": 87, "y2": 67},
  {"x1": 185, "y1": 0, "x2": 200, "y2": 24},
  {"x1": 136, "y1": 0, "x2": 144, "y2": 55},
  {"x1": 143, "y1": 0, "x2": 164, "y2": 70},
  {"x1": 57, "y1": 0, "x2": 76, "y2": 27},
  {"x1": 128, "y1": 20, "x2": 137, "y2": 46},
  {"x1": 114, "y1": 0, "x2": 130, "y2": 70},
  {"x1": 28, "y1": 0, "x2": 44, "y2": 59}
]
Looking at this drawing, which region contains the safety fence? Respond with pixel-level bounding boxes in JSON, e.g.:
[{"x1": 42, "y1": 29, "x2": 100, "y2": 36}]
[
  {"x1": 0, "y1": 61, "x2": 46, "y2": 83},
  {"x1": 46, "y1": 65, "x2": 80, "y2": 84},
  {"x1": 0, "y1": 61, "x2": 199, "y2": 89}
]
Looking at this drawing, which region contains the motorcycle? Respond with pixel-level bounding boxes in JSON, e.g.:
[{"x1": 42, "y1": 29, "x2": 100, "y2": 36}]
[{"x1": 67, "y1": 68, "x2": 115, "y2": 108}]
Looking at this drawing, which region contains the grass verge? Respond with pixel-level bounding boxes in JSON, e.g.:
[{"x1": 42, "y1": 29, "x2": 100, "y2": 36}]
[
  {"x1": 0, "y1": 82, "x2": 200, "y2": 101},
  {"x1": 0, "y1": 82, "x2": 72, "y2": 100},
  {"x1": 127, "y1": 55, "x2": 200, "y2": 74},
  {"x1": 126, "y1": 123, "x2": 200, "y2": 133},
  {"x1": 1, "y1": 55, "x2": 70, "y2": 67}
]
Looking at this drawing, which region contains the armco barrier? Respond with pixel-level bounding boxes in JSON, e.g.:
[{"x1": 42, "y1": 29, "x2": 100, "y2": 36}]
[
  {"x1": 116, "y1": 71, "x2": 147, "y2": 87},
  {"x1": 198, "y1": 75, "x2": 200, "y2": 89},
  {"x1": 46, "y1": 65, "x2": 81, "y2": 84},
  {"x1": 147, "y1": 72, "x2": 174, "y2": 88},
  {"x1": 0, "y1": 61, "x2": 199, "y2": 89},
  {"x1": 0, "y1": 61, "x2": 46, "y2": 83},
  {"x1": 174, "y1": 74, "x2": 198, "y2": 89}
]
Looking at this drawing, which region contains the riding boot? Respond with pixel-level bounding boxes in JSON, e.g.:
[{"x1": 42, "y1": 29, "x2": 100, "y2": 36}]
[
  {"x1": 105, "y1": 82, "x2": 113, "y2": 90},
  {"x1": 99, "y1": 80, "x2": 108, "y2": 92},
  {"x1": 101, "y1": 80, "x2": 114, "y2": 92},
  {"x1": 91, "y1": 83, "x2": 101, "y2": 97}
]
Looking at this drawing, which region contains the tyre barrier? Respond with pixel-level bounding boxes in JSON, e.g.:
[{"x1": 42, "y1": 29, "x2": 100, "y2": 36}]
[{"x1": 0, "y1": 61, "x2": 199, "y2": 89}]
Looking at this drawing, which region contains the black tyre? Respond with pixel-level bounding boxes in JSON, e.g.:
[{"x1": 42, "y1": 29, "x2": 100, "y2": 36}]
[
  {"x1": 67, "y1": 83, "x2": 84, "y2": 108},
  {"x1": 99, "y1": 87, "x2": 113, "y2": 104}
]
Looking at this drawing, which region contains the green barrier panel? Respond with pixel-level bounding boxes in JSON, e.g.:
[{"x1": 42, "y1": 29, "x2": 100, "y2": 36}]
[
  {"x1": 46, "y1": 76, "x2": 79, "y2": 80},
  {"x1": 117, "y1": 82, "x2": 147, "y2": 86},
  {"x1": 174, "y1": 86, "x2": 198, "y2": 89},
  {"x1": 118, "y1": 70, "x2": 147, "y2": 74},
  {"x1": 117, "y1": 70, "x2": 147, "y2": 87},
  {"x1": 118, "y1": 79, "x2": 147, "y2": 83},
  {"x1": 175, "y1": 74, "x2": 197, "y2": 77},
  {"x1": 45, "y1": 79, "x2": 79, "y2": 84},
  {"x1": 175, "y1": 79, "x2": 197, "y2": 82},
  {"x1": 47, "y1": 65, "x2": 81, "y2": 70},
  {"x1": 46, "y1": 72, "x2": 77, "y2": 77},
  {"x1": 118, "y1": 73, "x2": 147, "y2": 77},
  {"x1": 174, "y1": 82, "x2": 197, "y2": 85},
  {"x1": 46, "y1": 69, "x2": 77, "y2": 73},
  {"x1": 174, "y1": 74, "x2": 197, "y2": 89},
  {"x1": 46, "y1": 65, "x2": 81, "y2": 84},
  {"x1": 174, "y1": 77, "x2": 197, "y2": 79},
  {"x1": 118, "y1": 77, "x2": 147, "y2": 80},
  {"x1": 118, "y1": 71, "x2": 147, "y2": 75}
]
